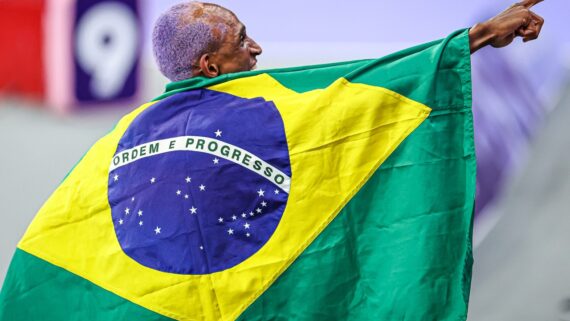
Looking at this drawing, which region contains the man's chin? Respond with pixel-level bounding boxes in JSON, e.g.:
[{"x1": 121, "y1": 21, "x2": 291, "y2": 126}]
[{"x1": 249, "y1": 60, "x2": 258, "y2": 71}]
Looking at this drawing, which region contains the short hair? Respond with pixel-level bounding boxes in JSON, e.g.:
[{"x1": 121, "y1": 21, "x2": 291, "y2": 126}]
[{"x1": 152, "y1": 2, "x2": 227, "y2": 81}]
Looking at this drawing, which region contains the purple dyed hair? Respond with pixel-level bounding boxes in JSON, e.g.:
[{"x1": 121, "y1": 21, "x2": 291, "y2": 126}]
[{"x1": 152, "y1": 2, "x2": 226, "y2": 81}]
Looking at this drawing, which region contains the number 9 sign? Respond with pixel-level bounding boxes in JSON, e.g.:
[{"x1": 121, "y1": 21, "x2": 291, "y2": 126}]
[{"x1": 74, "y1": 0, "x2": 139, "y2": 102}]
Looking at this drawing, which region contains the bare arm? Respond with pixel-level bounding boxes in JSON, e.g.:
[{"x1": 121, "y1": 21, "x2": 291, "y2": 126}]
[{"x1": 469, "y1": 0, "x2": 545, "y2": 54}]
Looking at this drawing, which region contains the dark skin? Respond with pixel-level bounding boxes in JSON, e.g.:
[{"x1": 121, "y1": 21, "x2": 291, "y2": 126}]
[
  {"x1": 193, "y1": 4, "x2": 262, "y2": 78},
  {"x1": 195, "y1": 0, "x2": 545, "y2": 77},
  {"x1": 469, "y1": 0, "x2": 545, "y2": 53}
]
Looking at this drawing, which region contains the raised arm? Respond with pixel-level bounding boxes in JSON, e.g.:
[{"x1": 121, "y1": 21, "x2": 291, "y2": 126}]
[{"x1": 469, "y1": 0, "x2": 545, "y2": 54}]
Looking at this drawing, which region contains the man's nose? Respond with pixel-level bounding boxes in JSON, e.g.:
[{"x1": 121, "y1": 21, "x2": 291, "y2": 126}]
[{"x1": 248, "y1": 38, "x2": 262, "y2": 56}]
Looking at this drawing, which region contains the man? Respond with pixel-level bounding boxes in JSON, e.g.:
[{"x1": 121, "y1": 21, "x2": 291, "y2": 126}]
[
  {"x1": 152, "y1": 1, "x2": 543, "y2": 81},
  {"x1": 0, "y1": 1, "x2": 546, "y2": 321},
  {"x1": 152, "y1": 2, "x2": 262, "y2": 80}
]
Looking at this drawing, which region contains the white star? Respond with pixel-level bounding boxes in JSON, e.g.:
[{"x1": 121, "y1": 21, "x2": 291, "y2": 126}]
[
  {"x1": 184, "y1": 194, "x2": 189, "y2": 199},
  {"x1": 261, "y1": 201, "x2": 267, "y2": 207},
  {"x1": 131, "y1": 197, "x2": 135, "y2": 202},
  {"x1": 256, "y1": 208, "x2": 262, "y2": 213},
  {"x1": 138, "y1": 210, "x2": 143, "y2": 216},
  {"x1": 119, "y1": 219, "x2": 123, "y2": 225},
  {"x1": 227, "y1": 228, "x2": 234, "y2": 235},
  {"x1": 241, "y1": 213, "x2": 247, "y2": 218},
  {"x1": 257, "y1": 189, "x2": 265, "y2": 197},
  {"x1": 189, "y1": 206, "x2": 197, "y2": 214},
  {"x1": 213, "y1": 158, "x2": 219, "y2": 164},
  {"x1": 218, "y1": 217, "x2": 224, "y2": 223},
  {"x1": 249, "y1": 211, "x2": 254, "y2": 216},
  {"x1": 154, "y1": 226, "x2": 161, "y2": 234},
  {"x1": 215, "y1": 129, "x2": 222, "y2": 137},
  {"x1": 199, "y1": 245, "x2": 204, "y2": 250},
  {"x1": 199, "y1": 184, "x2": 206, "y2": 191},
  {"x1": 139, "y1": 221, "x2": 143, "y2": 226},
  {"x1": 125, "y1": 208, "x2": 130, "y2": 215},
  {"x1": 176, "y1": 190, "x2": 181, "y2": 195},
  {"x1": 274, "y1": 189, "x2": 279, "y2": 194},
  {"x1": 246, "y1": 232, "x2": 251, "y2": 237},
  {"x1": 244, "y1": 223, "x2": 250, "y2": 229},
  {"x1": 185, "y1": 176, "x2": 191, "y2": 183},
  {"x1": 150, "y1": 177, "x2": 156, "y2": 183},
  {"x1": 113, "y1": 174, "x2": 119, "y2": 181},
  {"x1": 232, "y1": 215, "x2": 237, "y2": 221}
]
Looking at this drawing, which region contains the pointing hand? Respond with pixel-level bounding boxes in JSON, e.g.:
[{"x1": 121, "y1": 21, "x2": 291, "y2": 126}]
[{"x1": 469, "y1": 0, "x2": 545, "y2": 53}]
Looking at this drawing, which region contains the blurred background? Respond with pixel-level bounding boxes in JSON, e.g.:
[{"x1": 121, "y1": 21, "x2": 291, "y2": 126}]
[{"x1": 1, "y1": 0, "x2": 569, "y2": 320}]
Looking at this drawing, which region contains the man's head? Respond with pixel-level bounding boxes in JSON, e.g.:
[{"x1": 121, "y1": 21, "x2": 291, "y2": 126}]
[{"x1": 152, "y1": 2, "x2": 262, "y2": 81}]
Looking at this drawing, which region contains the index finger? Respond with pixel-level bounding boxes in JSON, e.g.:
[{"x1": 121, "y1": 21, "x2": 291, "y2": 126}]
[{"x1": 519, "y1": 0, "x2": 544, "y2": 9}]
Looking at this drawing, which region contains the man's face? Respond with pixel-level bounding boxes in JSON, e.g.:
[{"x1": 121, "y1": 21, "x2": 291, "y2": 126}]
[{"x1": 204, "y1": 7, "x2": 262, "y2": 75}]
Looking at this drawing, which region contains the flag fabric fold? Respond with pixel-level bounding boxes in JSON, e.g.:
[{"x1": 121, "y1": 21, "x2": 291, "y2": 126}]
[{"x1": 1, "y1": 29, "x2": 474, "y2": 321}]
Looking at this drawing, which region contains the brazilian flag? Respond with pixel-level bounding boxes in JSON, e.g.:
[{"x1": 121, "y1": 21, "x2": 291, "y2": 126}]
[{"x1": 0, "y1": 29, "x2": 475, "y2": 321}]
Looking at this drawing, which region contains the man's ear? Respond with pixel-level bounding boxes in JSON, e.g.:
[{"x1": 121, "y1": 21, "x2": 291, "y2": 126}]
[{"x1": 198, "y1": 53, "x2": 220, "y2": 78}]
